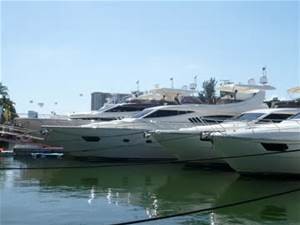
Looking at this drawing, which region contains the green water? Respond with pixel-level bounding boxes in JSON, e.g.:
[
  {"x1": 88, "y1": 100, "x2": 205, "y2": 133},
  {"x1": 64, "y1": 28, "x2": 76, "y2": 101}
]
[{"x1": 1, "y1": 157, "x2": 300, "y2": 225}]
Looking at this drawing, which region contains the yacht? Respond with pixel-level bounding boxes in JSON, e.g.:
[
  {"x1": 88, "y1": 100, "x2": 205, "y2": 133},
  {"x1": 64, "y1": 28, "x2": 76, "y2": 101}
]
[
  {"x1": 152, "y1": 108, "x2": 300, "y2": 163},
  {"x1": 41, "y1": 83, "x2": 271, "y2": 160},
  {"x1": 212, "y1": 112, "x2": 300, "y2": 175},
  {"x1": 14, "y1": 87, "x2": 194, "y2": 136},
  {"x1": 68, "y1": 87, "x2": 197, "y2": 121},
  {"x1": 265, "y1": 86, "x2": 300, "y2": 108}
]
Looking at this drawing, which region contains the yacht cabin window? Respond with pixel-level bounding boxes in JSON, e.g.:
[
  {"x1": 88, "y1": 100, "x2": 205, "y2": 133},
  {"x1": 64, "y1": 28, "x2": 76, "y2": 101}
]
[
  {"x1": 289, "y1": 113, "x2": 300, "y2": 120},
  {"x1": 233, "y1": 113, "x2": 265, "y2": 121},
  {"x1": 144, "y1": 110, "x2": 194, "y2": 118},
  {"x1": 201, "y1": 115, "x2": 233, "y2": 123},
  {"x1": 106, "y1": 105, "x2": 148, "y2": 112},
  {"x1": 257, "y1": 113, "x2": 294, "y2": 123},
  {"x1": 132, "y1": 109, "x2": 153, "y2": 118}
]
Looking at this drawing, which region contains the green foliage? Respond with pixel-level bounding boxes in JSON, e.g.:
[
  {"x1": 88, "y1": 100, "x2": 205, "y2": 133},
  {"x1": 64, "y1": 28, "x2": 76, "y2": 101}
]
[
  {"x1": 199, "y1": 78, "x2": 217, "y2": 104},
  {"x1": 0, "y1": 83, "x2": 8, "y2": 97},
  {"x1": 0, "y1": 82, "x2": 18, "y2": 124}
]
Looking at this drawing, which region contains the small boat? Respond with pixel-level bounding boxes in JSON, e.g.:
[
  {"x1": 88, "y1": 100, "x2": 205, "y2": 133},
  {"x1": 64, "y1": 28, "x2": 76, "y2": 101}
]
[
  {"x1": 13, "y1": 144, "x2": 64, "y2": 157},
  {"x1": 0, "y1": 148, "x2": 14, "y2": 157},
  {"x1": 31, "y1": 152, "x2": 63, "y2": 159}
]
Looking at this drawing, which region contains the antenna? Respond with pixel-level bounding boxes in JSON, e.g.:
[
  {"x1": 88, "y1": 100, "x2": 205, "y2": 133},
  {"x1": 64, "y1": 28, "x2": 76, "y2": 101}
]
[
  {"x1": 194, "y1": 75, "x2": 198, "y2": 84},
  {"x1": 262, "y1": 66, "x2": 267, "y2": 76},
  {"x1": 192, "y1": 75, "x2": 198, "y2": 90},
  {"x1": 170, "y1": 77, "x2": 174, "y2": 88},
  {"x1": 259, "y1": 66, "x2": 268, "y2": 85},
  {"x1": 189, "y1": 83, "x2": 197, "y2": 90},
  {"x1": 136, "y1": 80, "x2": 140, "y2": 92}
]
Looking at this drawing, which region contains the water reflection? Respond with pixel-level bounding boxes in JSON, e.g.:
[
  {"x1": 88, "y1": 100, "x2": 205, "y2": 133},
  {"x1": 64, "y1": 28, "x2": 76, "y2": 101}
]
[
  {"x1": 214, "y1": 177, "x2": 300, "y2": 225},
  {"x1": 88, "y1": 185, "x2": 95, "y2": 205},
  {"x1": 1, "y1": 157, "x2": 300, "y2": 225}
]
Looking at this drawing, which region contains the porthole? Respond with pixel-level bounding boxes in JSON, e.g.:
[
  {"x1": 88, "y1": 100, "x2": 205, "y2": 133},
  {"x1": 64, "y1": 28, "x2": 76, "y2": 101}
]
[{"x1": 82, "y1": 136, "x2": 100, "y2": 142}]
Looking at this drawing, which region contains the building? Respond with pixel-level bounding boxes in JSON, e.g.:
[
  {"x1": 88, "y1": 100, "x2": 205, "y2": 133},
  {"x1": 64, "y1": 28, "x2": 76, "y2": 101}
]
[
  {"x1": 91, "y1": 92, "x2": 130, "y2": 110},
  {"x1": 91, "y1": 92, "x2": 111, "y2": 111}
]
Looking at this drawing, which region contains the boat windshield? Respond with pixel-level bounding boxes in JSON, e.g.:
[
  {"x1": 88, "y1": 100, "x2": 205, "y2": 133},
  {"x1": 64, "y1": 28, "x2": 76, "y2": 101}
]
[
  {"x1": 256, "y1": 113, "x2": 294, "y2": 123},
  {"x1": 232, "y1": 113, "x2": 265, "y2": 121},
  {"x1": 132, "y1": 109, "x2": 154, "y2": 119},
  {"x1": 105, "y1": 104, "x2": 148, "y2": 112},
  {"x1": 289, "y1": 113, "x2": 300, "y2": 120}
]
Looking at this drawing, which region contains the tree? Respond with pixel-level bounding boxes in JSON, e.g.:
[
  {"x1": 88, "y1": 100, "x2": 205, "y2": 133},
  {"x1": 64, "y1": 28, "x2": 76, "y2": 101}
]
[
  {"x1": 199, "y1": 78, "x2": 217, "y2": 104},
  {"x1": 0, "y1": 83, "x2": 18, "y2": 124},
  {"x1": 0, "y1": 82, "x2": 8, "y2": 97}
]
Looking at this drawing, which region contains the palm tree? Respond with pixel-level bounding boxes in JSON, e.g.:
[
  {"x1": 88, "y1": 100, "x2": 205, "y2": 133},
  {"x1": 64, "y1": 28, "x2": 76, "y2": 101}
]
[
  {"x1": 0, "y1": 82, "x2": 8, "y2": 97},
  {"x1": 0, "y1": 83, "x2": 18, "y2": 124}
]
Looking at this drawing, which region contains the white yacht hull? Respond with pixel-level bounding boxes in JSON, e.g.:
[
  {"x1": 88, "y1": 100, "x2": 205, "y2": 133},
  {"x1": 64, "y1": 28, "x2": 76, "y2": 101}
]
[
  {"x1": 44, "y1": 127, "x2": 176, "y2": 160},
  {"x1": 153, "y1": 132, "x2": 225, "y2": 164},
  {"x1": 214, "y1": 136, "x2": 300, "y2": 175},
  {"x1": 41, "y1": 89, "x2": 270, "y2": 161}
]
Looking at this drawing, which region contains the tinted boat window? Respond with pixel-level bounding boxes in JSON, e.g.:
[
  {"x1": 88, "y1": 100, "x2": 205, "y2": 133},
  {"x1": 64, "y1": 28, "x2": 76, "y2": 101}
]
[
  {"x1": 258, "y1": 113, "x2": 293, "y2": 123},
  {"x1": 82, "y1": 136, "x2": 100, "y2": 142},
  {"x1": 202, "y1": 115, "x2": 234, "y2": 123},
  {"x1": 261, "y1": 143, "x2": 288, "y2": 151},
  {"x1": 132, "y1": 109, "x2": 153, "y2": 118},
  {"x1": 144, "y1": 110, "x2": 194, "y2": 118},
  {"x1": 289, "y1": 113, "x2": 300, "y2": 120},
  {"x1": 234, "y1": 113, "x2": 265, "y2": 121},
  {"x1": 106, "y1": 105, "x2": 147, "y2": 112}
]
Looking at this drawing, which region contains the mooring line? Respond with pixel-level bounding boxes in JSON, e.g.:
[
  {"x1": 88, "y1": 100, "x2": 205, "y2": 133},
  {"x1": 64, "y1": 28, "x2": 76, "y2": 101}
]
[
  {"x1": 0, "y1": 161, "x2": 177, "y2": 170},
  {"x1": 179, "y1": 148, "x2": 300, "y2": 163},
  {"x1": 109, "y1": 187, "x2": 300, "y2": 225},
  {"x1": 1, "y1": 149, "x2": 300, "y2": 170}
]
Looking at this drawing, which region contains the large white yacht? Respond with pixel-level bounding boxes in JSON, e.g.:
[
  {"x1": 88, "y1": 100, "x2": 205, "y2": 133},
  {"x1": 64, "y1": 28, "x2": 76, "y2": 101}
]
[
  {"x1": 68, "y1": 87, "x2": 197, "y2": 121},
  {"x1": 14, "y1": 87, "x2": 194, "y2": 136},
  {"x1": 152, "y1": 108, "x2": 300, "y2": 163},
  {"x1": 41, "y1": 83, "x2": 271, "y2": 160},
  {"x1": 212, "y1": 112, "x2": 300, "y2": 175}
]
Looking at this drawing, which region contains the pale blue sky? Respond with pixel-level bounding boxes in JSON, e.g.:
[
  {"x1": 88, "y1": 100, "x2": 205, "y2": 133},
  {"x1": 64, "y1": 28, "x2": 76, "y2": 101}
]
[{"x1": 1, "y1": 1, "x2": 299, "y2": 114}]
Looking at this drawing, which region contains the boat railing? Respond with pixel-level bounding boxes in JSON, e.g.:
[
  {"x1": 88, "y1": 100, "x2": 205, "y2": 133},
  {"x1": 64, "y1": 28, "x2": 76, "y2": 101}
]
[
  {"x1": 146, "y1": 117, "x2": 230, "y2": 132},
  {"x1": 146, "y1": 120, "x2": 197, "y2": 130},
  {"x1": 241, "y1": 119, "x2": 300, "y2": 134},
  {"x1": 0, "y1": 124, "x2": 44, "y2": 143},
  {"x1": 289, "y1": 120, "x2": 300, "y2": 127},
  {"x1": 0, "y1": 124, "x2": 37, "y2": 135},
  {"x1": 198, "y1": 118, "x2": 228, "y2": 133},
  {"x1": 17, "y1": 113, "x2": 69, "y2": 120},
  {"x1": 195, "y1": 119, "x2": 300, "y2": 137}
]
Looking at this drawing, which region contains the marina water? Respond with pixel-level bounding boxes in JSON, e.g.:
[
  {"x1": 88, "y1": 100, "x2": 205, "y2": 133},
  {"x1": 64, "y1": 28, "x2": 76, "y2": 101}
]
[{"x1": 1, "y1": 157, "x2": 300, "y2": 225}]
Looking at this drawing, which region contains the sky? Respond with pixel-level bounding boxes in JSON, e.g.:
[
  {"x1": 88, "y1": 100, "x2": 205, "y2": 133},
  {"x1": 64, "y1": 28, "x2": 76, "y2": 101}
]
[{"x1": 1, "y1": 0, "x2": 299, "y2": 114}]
